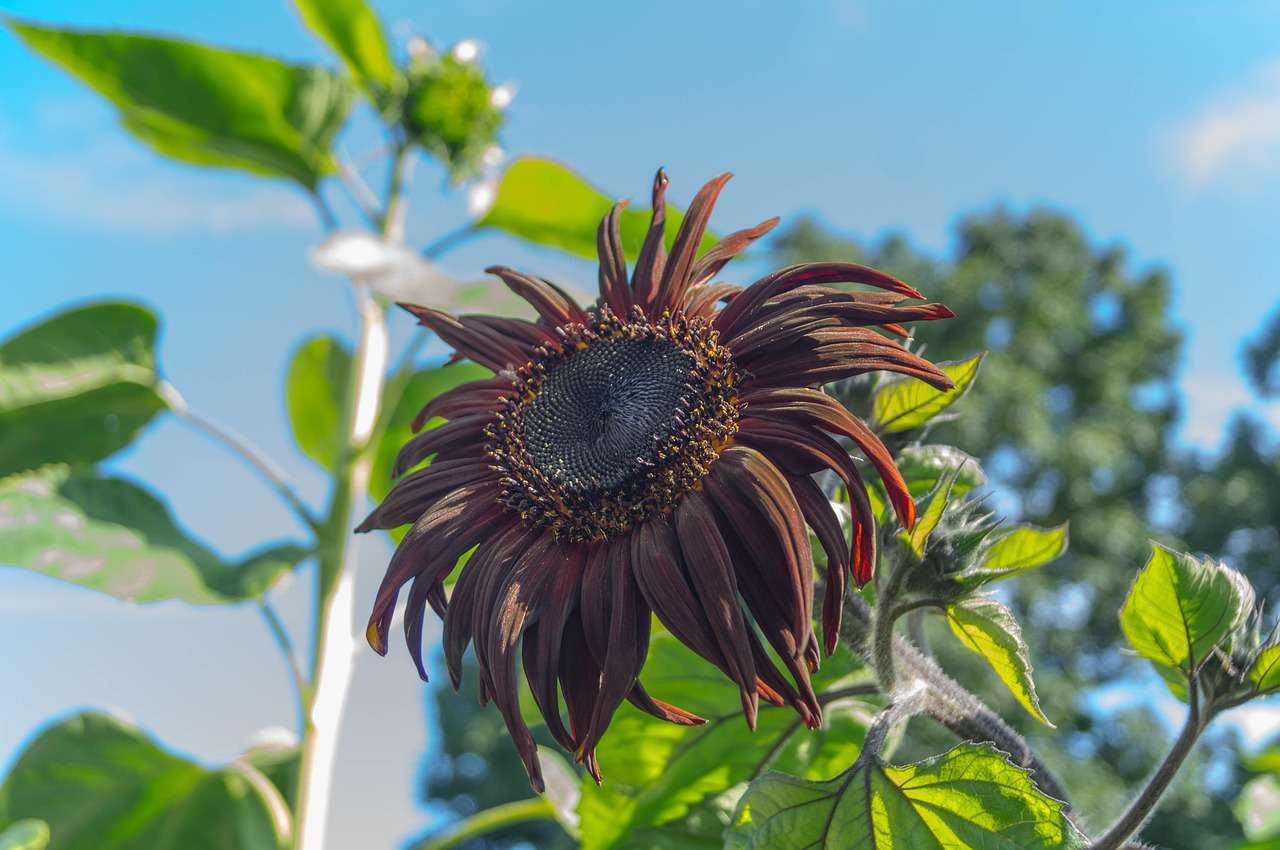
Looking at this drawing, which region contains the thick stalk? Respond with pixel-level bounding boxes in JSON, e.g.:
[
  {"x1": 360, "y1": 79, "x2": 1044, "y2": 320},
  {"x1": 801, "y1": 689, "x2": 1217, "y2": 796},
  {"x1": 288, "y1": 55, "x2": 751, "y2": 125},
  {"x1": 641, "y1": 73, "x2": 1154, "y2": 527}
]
[{"x1": 294, "y1": 283, "x2": 390, "y2": 850}]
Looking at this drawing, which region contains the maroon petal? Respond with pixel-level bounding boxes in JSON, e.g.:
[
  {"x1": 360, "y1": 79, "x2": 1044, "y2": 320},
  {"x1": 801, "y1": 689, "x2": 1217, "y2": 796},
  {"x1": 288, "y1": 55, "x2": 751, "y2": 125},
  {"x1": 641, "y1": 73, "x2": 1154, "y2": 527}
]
[
  {"x1": 486, "y1": 265, "x2": 590, "y2": 327},
  {"x1": 359, "y1": 457, "x2": 493, "y2": 531},
  {"x1": 653, "y1": 173, "x2": 732, "y2": 312},
  {"x1": 558, "y1": 611, "x2": 603, "y2": 762},
  {"x1": 398, "y1": 303, "x2": 534, "y2": 372},
  {"x1": 631, "y1": 168, "x2": 669, "y2": 312},
  {"x1": 411, "y1": 375, "x2": 508, "y2": 432},
  {"x1": 525, "y1": 543, "x2": 588, "y2": 749},
  {"x1": 682, "y1": 281, "x2": 743, "y2": 320},
  {"x1": 687, "y1": 217, "x2": 780, "y2": 289},
  {"x1": 597, "y1": 200, "x2": 634, "y2": 316},
  {"x1": 389, "y1": 414, "x2": 492, "y2": 479}
]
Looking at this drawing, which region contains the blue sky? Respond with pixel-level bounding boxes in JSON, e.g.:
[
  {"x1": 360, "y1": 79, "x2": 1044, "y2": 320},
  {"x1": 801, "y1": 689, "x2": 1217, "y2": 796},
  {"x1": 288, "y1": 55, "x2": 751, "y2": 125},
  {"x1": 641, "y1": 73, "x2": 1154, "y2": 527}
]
[{"x1": 3, "y1": 0, "x2": 1280, "y2": 846}]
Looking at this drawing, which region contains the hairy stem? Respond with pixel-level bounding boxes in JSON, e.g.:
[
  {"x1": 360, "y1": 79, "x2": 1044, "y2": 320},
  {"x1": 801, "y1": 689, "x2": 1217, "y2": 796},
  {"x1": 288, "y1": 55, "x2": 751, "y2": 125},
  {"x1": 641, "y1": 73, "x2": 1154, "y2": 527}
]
[
  {"x1": 840, "y1": 593, "x2": 1072, "y2": 805},
  {"x1": 411, "y1": 797, "x2": 558, "y2": 850},
  {"x1": 858, "y1": 679, "x2": 928, "y2": 764},
  {"x1": 1089, "y1": 684, "x2": 1209, "y2": 850}
]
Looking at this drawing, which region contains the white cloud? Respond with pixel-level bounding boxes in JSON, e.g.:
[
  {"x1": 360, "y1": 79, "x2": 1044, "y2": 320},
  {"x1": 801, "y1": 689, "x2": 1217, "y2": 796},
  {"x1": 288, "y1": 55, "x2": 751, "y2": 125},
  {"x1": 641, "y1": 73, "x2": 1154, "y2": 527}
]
[
  {"x1": 1180, "y1": 368, "x2": 1280, "y2": 449},
  {"x1": 1166, "y1": 59, "x2": 1280, "y2": 192},
  {"x1": 828, "y1": 0, "x2": 872, "y2": 34},
  {"x1": 0, "y1": 101, "x2": 315, "y2": 235}
]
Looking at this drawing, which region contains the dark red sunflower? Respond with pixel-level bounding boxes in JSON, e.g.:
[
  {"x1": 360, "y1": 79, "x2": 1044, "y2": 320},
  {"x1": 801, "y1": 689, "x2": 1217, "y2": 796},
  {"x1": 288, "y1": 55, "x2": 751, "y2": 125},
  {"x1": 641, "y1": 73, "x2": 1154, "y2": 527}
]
[{"x1": 360, "y1": 170, "x2": 955, "y2": 790}]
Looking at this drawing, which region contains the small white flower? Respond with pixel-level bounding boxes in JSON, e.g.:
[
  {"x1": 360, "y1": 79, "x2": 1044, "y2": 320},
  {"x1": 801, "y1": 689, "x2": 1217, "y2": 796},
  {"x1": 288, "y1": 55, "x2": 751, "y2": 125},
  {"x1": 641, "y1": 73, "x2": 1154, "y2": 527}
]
[
  {"x1": 490, "y1": 82, "x2": 517, "y2": 110},
  {"x1": 451, "y1": 39, "x2": 481, "y2": 64}
]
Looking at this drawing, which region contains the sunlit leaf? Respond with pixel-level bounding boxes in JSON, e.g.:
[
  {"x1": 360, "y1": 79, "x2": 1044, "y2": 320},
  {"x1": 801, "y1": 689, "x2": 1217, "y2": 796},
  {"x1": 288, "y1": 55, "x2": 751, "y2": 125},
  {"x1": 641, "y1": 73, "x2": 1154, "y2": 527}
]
[
  {"x1": 726, "y1": 743, "x2": 1084, "y2": 850},
  {"x1": 904, "y1": 465, "x2": 961, "y2": 558},
  {"x1": 477, "y1": 157, "x2": 717, "y2": 262},
  {"x1": 292, "y1": 0, "x2": 395, "y2": 95},
  {"x1": 1120, "y1": 544, "x2": 1254, "y2": 694},
  {"x1": 574, "y1": 634, "x2": 872, "y2": 850},
  {"x1": 0, "y1": 466, "x2": 308, "y2": 603},
  {"x1": 0, "y1": 302, "x2": 167, "y2": 477},
  {"x1": 871, "y1": 352, "x2": 984, "y2": 435},
  {"x1": 894, "y1": 444, "x2": 986, "y2": 497},
  {"x1": 947, "y1": 595, "x2": 1052, "y2": 725},
  {"x1": 286, "y1": 334, "x2": 351, "y2": 471},
  {"x1": 9, "y1": 20, "x2": 351, "y2": 189},
  {"x1": 957, "y1": 524, "x2": 1068, "y2": 587},
  {"x1": 0, "y1": 820, "x2": 49, "y2": 850},
  {"x1": 1249, "y1": 644, "x2": 1280, "y2": 695},
  {"x1": 0, "y1": 713, "x2": 288, "y2": 850}
]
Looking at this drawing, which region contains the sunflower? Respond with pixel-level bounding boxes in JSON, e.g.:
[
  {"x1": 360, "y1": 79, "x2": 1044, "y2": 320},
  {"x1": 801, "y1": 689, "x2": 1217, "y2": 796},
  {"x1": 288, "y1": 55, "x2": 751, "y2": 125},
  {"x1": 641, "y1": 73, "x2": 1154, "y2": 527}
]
[{"x1": 360, "y1": 170, "x2": 955, "y2": 789}]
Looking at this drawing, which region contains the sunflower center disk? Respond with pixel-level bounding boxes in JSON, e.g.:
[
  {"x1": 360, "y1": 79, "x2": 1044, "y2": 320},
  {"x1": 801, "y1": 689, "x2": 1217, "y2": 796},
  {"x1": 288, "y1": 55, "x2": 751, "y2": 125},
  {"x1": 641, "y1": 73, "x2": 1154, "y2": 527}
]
[{"x1": 488, "y1": 311, "x2": 742, "y2": 542}]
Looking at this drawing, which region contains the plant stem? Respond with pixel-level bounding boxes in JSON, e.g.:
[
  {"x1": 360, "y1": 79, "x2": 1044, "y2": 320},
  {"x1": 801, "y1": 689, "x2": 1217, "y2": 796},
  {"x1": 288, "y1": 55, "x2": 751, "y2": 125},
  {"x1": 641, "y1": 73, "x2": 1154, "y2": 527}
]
[
  {"x1": 411, "y1": 798, "x2": 557, "y2": 850},
  {"x1": 163, "y1": 385, "x2": 318, "y2": 532},
  {"x1": 257, "y1": 598, "x2": 311, "y2": 733},
  {"x1": 311, "y1": 191, "x2": 339, "y2": 233},
  {"x1": 870, "y1": 560, "x2": 912, "y2": 694},
  {"x1": 858, "y1": 679, "x2": 927, "y2": 764},
  {"x1": 294, "y1": 283, "x2": 390, "y2": 850},
  {"x1": 423, "y1": 223, "x2": 478, "y2": 260},
  {"x1": 1089, "y1": 685, "x2": 1209, "y2": 850}
]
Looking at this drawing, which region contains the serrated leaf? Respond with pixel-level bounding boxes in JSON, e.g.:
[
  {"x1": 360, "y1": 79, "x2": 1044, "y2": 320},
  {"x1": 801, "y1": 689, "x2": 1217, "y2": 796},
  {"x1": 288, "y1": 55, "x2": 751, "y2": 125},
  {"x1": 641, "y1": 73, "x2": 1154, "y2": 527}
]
[
  {"x1": 0, "y1": 713, "x2": 288, "y2": 850},
  {"x1": 285, "y1": 334, "x2": 351, "y2": 471},
  {"x1": 0, "y1": 302, "x2": 167, "y2": 477},
  {"x1": 726, "y1": 742, "x2": 1084, "y2": 850},
  {"x1": 477, "y1": 157, "x2": 717, "y2": 262},
  {"x1": 9, "y1": 21, "x2": 351, "y2": 189},
  {"x1": 1250, "y1": 644, "x2": 1280, "y2": 694},
  {"x1": 293, "y1": 0, "x2": 395, "y2": 95},
  {"x1": 903, "y1": 465, "x2": 961, "y2": 558},
  {"x1": 871, "y1": 352, "x2": 984, "y2": 435},
  {"x1": 947, "y1": 595, "x2": 1052, "y2": 725},
  {"x1": 0, "y1": 466, "x2": 308, "y2": 603},
  {"x1": 958, "y1": 524, "x2": 1068, "y2": 587},
  {"x1": 894, "y1": 444, "x2": 986, "y2": 497},
  {"x1": 0, "y1": 820, "x2": 49, "y2": 850},
  {"x1": 574, "y1": 634, "x2": 872, "y2": 850},
  {"x1": 1120, "y1": 544, "x2": 1255, "y2": 695}
]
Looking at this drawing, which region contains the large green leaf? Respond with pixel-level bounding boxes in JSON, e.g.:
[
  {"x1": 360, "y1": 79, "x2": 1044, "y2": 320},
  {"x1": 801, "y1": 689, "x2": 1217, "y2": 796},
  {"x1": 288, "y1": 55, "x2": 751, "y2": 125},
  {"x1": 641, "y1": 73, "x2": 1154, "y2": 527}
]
[
  {"x1": 0, "y1": 466, "x2": 308, "y2": 603},
  {"x1": 1120, "y1": 544, "x2": 1254, "y2": 691},
  {"x1": 0, "y1": 713, "x2": 288, "y2": 850},
  {"x1": 893, "y1": 444, "x2": 986, "y2": 498},
  {"x1": 956, "y1": 523, "x2": 1068, "y2": 587},
  {"x1": 574, "y1": 634, "x2": 873, "y2": 850},
  {"x1": 9, "y1": 20, "x2": 351, "y2": 189},
  {"x1": 0, "y1": 821, "x2": 48, "y2": 850},
  {"x1": 0, "y1": 303, "x2": 167, "y2": 477},
  {"x1": 285, "y1": 334, "x2": 352, "y2": 472},
  {"x1": 726, "y1": 743, "x2": 1085, "y2": 850},
  {"x1": 292, "y1": 0, "x2": 396, "y2": 96},
  {"x1": 1250, "y1": 644, "x2": 1280, "y2": 695},
  {"x1": 871, "y1": 352, "x2": 984, "y2": 435},
  {"x1": 477, "y1": 158, "x2": 717, "y2": 262},
  {"x1": 947, "y1": 595, "x2": 1052, "y2": 725}
]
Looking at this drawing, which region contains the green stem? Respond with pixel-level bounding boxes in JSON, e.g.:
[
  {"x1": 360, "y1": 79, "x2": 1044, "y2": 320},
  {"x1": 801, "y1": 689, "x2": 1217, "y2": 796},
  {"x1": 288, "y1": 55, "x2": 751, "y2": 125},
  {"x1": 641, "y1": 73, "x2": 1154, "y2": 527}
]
[
  {"x1": 411, "y1": 798, "x2": 558, "y2": 850},
  {"x1": 311, "y1": 191, "x2": 339, "y2": 233},
  {"x1": 423, "y1": 223, "x2": 478, "y2": 260},
  {"x1": 256, "y1": 599, "x2": 311, "y2": 731}
]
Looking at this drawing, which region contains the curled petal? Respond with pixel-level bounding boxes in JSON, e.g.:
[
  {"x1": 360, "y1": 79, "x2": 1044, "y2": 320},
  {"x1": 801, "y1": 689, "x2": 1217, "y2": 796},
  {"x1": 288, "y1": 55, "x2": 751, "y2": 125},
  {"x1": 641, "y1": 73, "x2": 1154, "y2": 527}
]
[
  {"x1": 486, "y1": 265, "x2": 590, "y2": 327},
  {"x1": 631, "y1": 168, "x2": 669, "y2": 311}
]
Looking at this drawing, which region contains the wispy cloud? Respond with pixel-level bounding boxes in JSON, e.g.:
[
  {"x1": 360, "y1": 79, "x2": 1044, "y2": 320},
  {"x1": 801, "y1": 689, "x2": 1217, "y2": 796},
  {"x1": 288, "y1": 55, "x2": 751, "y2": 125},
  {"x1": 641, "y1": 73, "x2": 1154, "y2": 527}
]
[
  {"x1": 1166, "y1": 59, "x2": 1280, "y2": 192},
  {"x1": 0, "y1": 101, "x2": 315, "y2": 235},
  {"x1": 1181, "y1": 368, "x2": 1280, "y2": 449}
]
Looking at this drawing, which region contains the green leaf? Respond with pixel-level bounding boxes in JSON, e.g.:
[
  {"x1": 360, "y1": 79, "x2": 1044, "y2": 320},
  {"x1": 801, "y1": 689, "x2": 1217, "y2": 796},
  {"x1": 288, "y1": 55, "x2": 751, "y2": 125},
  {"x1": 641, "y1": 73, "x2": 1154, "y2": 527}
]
[
  {"x1": 285, "y1": 334, "x2": 352, "y2": 471},
  {"x1": 894, "y1": 444, "x2": 986, "y2": 497},
  {"x1": 477, "y1": 158, "x2": 717, "y2": 262},
  {"x1": 1249, "y1": 644, "x2": 1280, "y2": 695},
  {"x1": 370, "y1": 361, "x2": 492, "y2": 503},
  {"x1": 0, "y1": 713, "x2": 288, "y2": 850},
  {"x1": 726, "y1": 742, "x2": 1084, "y2": 850},
  {"x1": 9, "y1": 20, "x2": 351, "y2": 189},
  {"x1": 1120, "y1": 544, "x2": 1255, "y2": 690},
  {"x1": 957, "y1": 524, "x2": 1069, "y2": 587},
  {"x1": 1236, "y1": 775, "x2": 1280, "y2": 842},
  {"x1": 574, "y1": 633, "x2": 872, "y2": 850},
  {"x1": 292, "y1": 0, "x2": 395, "y2": 95},
  {"x1": 0, "y1": 302, "x2": 167, "y2": 477},
  {"x1": 0, "y1": 466, "x2": 308, "y2": 603},
  {"x1": 947, "y1": 595, "x2": 1053, "y2": 725},
  {"x1": 0, "y1": 820, "x2": 49, "y2": 850},
  {"x1": 241, "y1": 746, "x2": 301, "y2": 809},
  {"x1": 871, "y1": 352, "x2": 985, "y2": 435},
  {"x1": 903, "y1": 465, "x2": 961, "y2": 558}
]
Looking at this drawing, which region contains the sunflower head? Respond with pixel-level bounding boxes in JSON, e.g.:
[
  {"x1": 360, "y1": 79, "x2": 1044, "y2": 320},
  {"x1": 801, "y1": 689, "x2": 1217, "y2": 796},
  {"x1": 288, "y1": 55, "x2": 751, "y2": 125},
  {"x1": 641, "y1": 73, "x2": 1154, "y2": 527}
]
[{"x1": 359, "y1": 170, "x2": 955, "y2": 789}]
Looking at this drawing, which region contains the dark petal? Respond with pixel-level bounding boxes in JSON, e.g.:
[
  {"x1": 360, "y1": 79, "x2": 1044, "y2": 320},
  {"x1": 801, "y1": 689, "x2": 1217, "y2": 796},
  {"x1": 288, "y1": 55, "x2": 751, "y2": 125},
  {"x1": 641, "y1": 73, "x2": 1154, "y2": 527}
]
[
  {"x1": 743, "y1": 619, "x2": 821, "y2": 726},
  {"x1": 387, "y1": 414, "x2": 492, "y2": 480},
  {"x1": 467, "y1": 315, "x2": 558, "y2": 352},
  {"x1": 673, "y1": 489, "x2": 759, "y2": 727},
  {"x1": 524, "y1": 543, "x2": 588, "y2": 749},
  {"x1": 784, "y1": 471, "x2": 856, "y2": 655},
  {"x1": 704, "y1": 445, "x2": 813, "y2": 643},
  {"x1": 365, "y1": 483, "x2": 505, "y2": 657},
  {"x1": 578, "y1": 541, "x2": 613, "y2": 668},
  {"x1": 631, "y1": 168, "x2": 669, "y2": 312},
  {"x1": 626, "y1": 682, "x2": 706, "y2": 726},
  {"x1": 481, "y1": 531, "x2": 562, "y2": 792},
  {"x1": 398, "y1": 303, "x2": 533, "y2": 372},
  {"x1": 741, "y1": 387, "x2": 916, "y2": 530},
  {"x1": 654, "y1": 173, "x2": 732, "y2": 312},
  {"x1": 486, "y1": 265, "x2": 590, "y2": 327},
  {"x1": 359, "y1": 457, "x2": 493, "y2": 531},
  {"x1": 597, "y1": 200, "x2": 634, "y2": 316},
  {"x1": 442, "y1": 521, "x2": 536, "y2": 689},
  {"x1": 715, "y1": 263, "x2": 924, "y2": 341},
  {"x1": 682, "y1": 281, "x2": 743, "y2": 320},
  {"x1": 742, "y1": 327, "x2": 954, "y2": 390},
  {"x1": 558, "y1": 612, "x2": 603, "y2": 763},
  {"x1": 411, "y1": 375, "x2": 508, "y2": 432},
  {"x1": 729, "y1": 299, "x2": 955, "y2": 358},
  {"x1": 687, "y1": 217, "x2": 780, "y2": 289}
]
